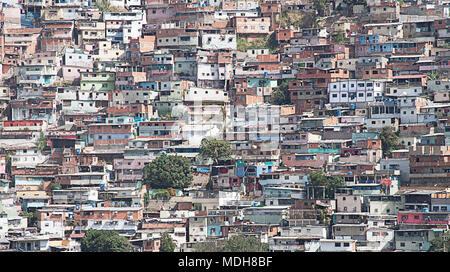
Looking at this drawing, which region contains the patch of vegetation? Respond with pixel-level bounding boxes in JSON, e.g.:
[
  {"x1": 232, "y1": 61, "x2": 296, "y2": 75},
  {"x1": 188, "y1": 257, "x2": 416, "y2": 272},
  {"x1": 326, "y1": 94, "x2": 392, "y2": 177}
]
[
  {"x1": 236, "y1": 32, "x2": 280, "y2": 53},
  {"x1": 143, "y1": 154, "x2": 193, "y2": 189},
  {"x1": 279, "y1": 11, "x2": 318, "y2": 29},
  {"x1": 333, "y1": 30, "x2": 346, "y2": 44},
  {"x1": 81, "y1": 229, "x2": 132, "y2": 252},
  {"x1": 194, "y1": 235, "x2": 268, "y2": 252},
  {"x1": 271, "y1": 79, "x2": 295, "y2": 105}
]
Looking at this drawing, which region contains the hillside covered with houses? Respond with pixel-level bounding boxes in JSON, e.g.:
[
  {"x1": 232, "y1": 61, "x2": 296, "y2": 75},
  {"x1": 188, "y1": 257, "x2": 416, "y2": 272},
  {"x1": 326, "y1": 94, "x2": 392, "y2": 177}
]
[{"x1": 0, "y1": 0, "x2": 449, "y2": 252}]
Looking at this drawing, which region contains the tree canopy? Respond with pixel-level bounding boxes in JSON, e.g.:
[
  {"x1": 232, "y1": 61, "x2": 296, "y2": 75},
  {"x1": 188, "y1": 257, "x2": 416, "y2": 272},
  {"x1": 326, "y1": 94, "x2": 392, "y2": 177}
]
[
  {"x1": 143, "y1": 153, "x2": 193, "y2": 189},
  {"x1": 271, "y1": 80, "x2": 291, "y2": 105},
  {"x1": 38, "y1": 131, "x2": 47, "y2": 152},
  {"x1": 313, "y1": 0, "x2": 329, "y2": 17},
  {"x1": 223, "y1": 236, "x2": 269, "y2": 252},
  {"x1": 199, "y1": 137, "x2": 232, "y2": 165},
  {"x1": 160, "y1": 232, "x2": 177, "y2": 252},
  {"x1": 267, "y1": 32, "x2": 279, "y2": 54},
  {"x1": 380, "y1": 126, "x2": 401, "y2": 158},
  {"x1": 80, "y1": 229, "x2": 132, "y2": 252},
  {"x1": 194, "y1": 236, "x2": 268, "y2": 252},
  {"x1": 429, "y1": 232, "x2": 450, "y2": 252},
  {"x1": 333, "y1": 30, "x2": 346, "y2": 45},
  {"x1": 308, "y1": 170, "x2": 345, "y2": 199}
]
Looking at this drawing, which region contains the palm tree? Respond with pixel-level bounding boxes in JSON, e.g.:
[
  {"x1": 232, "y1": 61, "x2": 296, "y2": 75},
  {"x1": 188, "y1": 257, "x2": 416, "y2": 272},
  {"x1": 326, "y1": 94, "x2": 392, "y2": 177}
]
[{"x1": 427, "y1": 71, "x2": 440, "y2": 81}]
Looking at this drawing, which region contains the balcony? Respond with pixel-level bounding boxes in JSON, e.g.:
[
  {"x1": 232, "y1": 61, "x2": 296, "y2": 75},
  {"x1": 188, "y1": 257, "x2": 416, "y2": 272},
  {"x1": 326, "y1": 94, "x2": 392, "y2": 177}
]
[{"x1": 24, "y1": 68, "x2": 58, "y2": 76}]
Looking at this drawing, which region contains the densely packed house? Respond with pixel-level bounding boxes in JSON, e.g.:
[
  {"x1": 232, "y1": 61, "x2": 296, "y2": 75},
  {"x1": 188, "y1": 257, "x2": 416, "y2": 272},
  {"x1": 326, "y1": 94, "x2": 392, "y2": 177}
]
[{"x1": 0, "y1": 0, "x2": 449, "y2": 252}]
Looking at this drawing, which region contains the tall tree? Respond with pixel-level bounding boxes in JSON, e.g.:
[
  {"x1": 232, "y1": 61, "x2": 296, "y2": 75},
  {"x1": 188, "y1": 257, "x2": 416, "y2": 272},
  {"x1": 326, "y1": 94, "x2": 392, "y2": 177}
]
[
  {"x1": 81, "y1": 229, "x2": 132, "y2": 252},
  {"x1": 199, "y1": 137, "x2": 232, "y2": 165},
  {"x1": 380, "y1": 126, "x2": 400, "y2": 158},
  {"x1": 38, "y1": 131, "x2": 47, "y2": 152},
  {"x1": 308, "y1": 170, "x2": 345, "y2": 199},
  {"x1": 266, "y1": 32, "x2": 279, "y2": 54},
  {"x1": 160, "y1": 232, "x2": 177, "y2": 252},
  {"x1": 143, "y1": 153, "x2": 193, "y2": 189},
  {"x1": 271, "y1": 80, "x2": 291, "y2": 105}
]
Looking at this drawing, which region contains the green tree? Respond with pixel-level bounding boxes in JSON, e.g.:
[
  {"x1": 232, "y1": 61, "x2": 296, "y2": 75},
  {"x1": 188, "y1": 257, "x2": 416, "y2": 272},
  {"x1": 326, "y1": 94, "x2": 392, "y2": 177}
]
[
  {"x1": 236, "y1": 37, "x2": 250, "y2": 52},
  {"x1": 38, "y1": 131, "x2": 47, "y2": 152},
  {"x1": 427, "y1": 70, "x2": 441, "y2": 81},
  {"x1": 333, "y1": 30, "x2": 345, "y2": 44},
  {"x1": 50, "y1": 183, "x2": 60, "y2": 190},
  {"x1": 81, "y1": 229, "x2": 132, "y2": 252},
  {"x1": 5, "y1": 154, "x2": 11, "y2": 174},
  {"x1": 193, "y1": 240, "x2": 225, "y2": 252},
  {"x1": 96, "y1": 0, "x2": 112, "y2": 12},
  {"x1": 199, "y1": 137, "x2": 232, "y2": 165},
  {"x1": 153, "y1": 189, "x2": 171, "y2": 200},
  {"x1": 143, "y1": 153, "x2": 193, "y2": 189},
  {"x1": 271, "y1": 80, "x2": 291, "y2": 105},
  {"x1": 308, "y1": 170, "x2": 345, "y2": 199},
  {"x1": 317, "y1": 209, "x2": 331, "y2": 225},
  {"x1": 313, "y1": 0, "x2": 329, "y2": 17},
  {"x1": 223, "y1": 236, "x2": 269, "y2": 252},
  {"x1": 143, "y1": 192, "x2": 150, "y2": 207},
  {"x1": 429, "y1": 232, "x2": 450, "y2": 252},
  {"x1": 271, "y1": 89, "x2": 287, "y2": 105},
  {"x1": 194, "y1": 236, "x2": 268, "y2": 252},
  {"x1": 380, "y1": 126, "x2": 400, "y2": 158},
  {"x1": 160, "y1": 232, "x2": 176, "y2": 252},
  {"x1": 267, "y1": 32, "x2": 279, "y2": 54},
  {"x1": 19, "y1": 211, "x2": 37, "y2": 227}
]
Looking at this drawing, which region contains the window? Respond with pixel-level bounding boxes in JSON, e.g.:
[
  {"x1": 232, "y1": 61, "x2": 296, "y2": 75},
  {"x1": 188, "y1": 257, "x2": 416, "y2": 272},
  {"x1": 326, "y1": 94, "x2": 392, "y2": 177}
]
[{"x1": 335, "y1": 243, "x2": 341, "y2": 247}]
